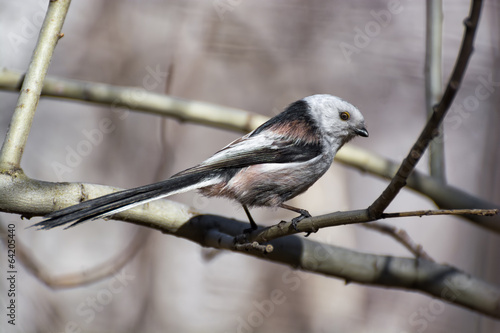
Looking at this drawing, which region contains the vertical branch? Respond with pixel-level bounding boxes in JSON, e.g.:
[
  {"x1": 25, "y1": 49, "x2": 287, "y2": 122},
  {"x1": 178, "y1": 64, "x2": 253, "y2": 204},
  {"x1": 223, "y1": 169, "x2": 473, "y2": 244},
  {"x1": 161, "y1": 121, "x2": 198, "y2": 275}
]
[
  {"x1": 425, "y1": 0, "x2": 445, "y2": 182},
  {"x1": 0, "y1": 0, "x2": 71, "y2": 170},
  {"x1": 368, "y1": 0, "x2": 483, "y2": 218}
]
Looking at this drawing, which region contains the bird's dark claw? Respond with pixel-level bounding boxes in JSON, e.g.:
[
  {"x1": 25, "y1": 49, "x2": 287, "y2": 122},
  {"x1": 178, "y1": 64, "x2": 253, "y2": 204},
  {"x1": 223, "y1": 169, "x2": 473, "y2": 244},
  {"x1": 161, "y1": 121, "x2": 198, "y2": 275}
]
[
  {"x1": 291, "y1": 209, "x2": 311, "y2": 231},
  {"x1": 304, "y1": 225, "x2": 319, "y2": 237}
]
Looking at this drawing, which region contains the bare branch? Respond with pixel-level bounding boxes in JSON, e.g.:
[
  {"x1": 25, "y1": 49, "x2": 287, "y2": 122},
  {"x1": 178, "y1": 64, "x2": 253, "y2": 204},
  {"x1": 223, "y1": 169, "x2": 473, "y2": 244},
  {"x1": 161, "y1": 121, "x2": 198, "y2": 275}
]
[
  {"x1": 248, "y1": 207, "x2": 497, "y2": 245},
  {"x1": 382, "y1": 209, "x2": 498, "y2": 219},
  {"x1": 2, "y1": 170, "x2": 499, "y2": 317},
  {"x1": 0, "y1": 0, "x2": 71, "y2": 170},
  {"x1": 337, "y1": 146, "x2": 500, "y2": 233},
  {"x1": 0, "y1": 172, "x2": 198, "y2": 233},
  {"x1": 369, "y1": 0, "x2": 483, "y2": 217},
  {"x1": 0, "y1": 68, "x2": 268, "y2": 135},
  {"x1": 425, "y1": 0, "x2": 445, "y2": 181},
  {"x1": 205, "y1": 215, "x2": 500, "y2": 319},
  {"x1": 362, "y1": 222, "x2": 434, "y2": 261},
  {"x1": 206, "y1": 229, "x2": 273, "y2": 254}
]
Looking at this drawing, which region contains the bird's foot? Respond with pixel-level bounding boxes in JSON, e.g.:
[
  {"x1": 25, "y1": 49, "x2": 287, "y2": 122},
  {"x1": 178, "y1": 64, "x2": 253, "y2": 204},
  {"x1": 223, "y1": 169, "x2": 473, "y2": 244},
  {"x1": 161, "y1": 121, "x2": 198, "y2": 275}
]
[
  {"x1": 304, "y1": 225, "x2": 318, "y2": 237},
  {"x1": 234, "y1": 224, "x2": 258, "y2": 245},
  {"x1": 291, "y1": 209, "x2": 311, "y2": 231}
]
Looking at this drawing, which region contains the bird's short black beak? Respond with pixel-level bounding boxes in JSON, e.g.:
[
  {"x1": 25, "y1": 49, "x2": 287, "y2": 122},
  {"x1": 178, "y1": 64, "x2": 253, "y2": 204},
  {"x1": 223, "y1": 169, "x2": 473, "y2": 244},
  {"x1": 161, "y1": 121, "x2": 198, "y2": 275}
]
[{"x1": 354, "y1": 127, "x2": 369, "y2": 137}]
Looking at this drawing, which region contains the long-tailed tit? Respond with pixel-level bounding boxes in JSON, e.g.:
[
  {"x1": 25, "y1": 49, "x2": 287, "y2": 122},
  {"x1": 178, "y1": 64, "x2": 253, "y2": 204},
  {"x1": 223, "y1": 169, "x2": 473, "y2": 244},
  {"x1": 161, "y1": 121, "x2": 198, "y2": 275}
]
[{"x1": 34, "y1": 94, "x2": 368, "y2": 231}]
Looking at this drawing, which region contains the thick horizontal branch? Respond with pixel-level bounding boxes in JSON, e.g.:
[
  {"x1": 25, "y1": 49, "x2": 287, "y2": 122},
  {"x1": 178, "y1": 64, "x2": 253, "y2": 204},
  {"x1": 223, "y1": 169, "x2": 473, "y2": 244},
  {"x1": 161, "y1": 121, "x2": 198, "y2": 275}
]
[
  {"x1": 265, "y1": 232, "x2": 500, "y2": 319},
  {"x1": 2, "y1": 172, "x2": 499, "y2": 318},
  {"x1": 0, "y1": 171, "x2": 197, "y2": 233},
  {"x1": 0, "y1": 68, "x2": 268, "y2": 134}
]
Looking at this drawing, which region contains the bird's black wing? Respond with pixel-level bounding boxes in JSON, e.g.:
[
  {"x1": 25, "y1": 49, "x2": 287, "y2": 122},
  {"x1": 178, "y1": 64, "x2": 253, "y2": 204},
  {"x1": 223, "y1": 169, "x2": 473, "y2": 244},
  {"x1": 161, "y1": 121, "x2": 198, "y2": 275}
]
[
  {"x1": 175, "y1": 111, "x2": 323, "y2": 177},
  {"x1": 174, "y1": 140, "x2": 323, "y2": 178}
]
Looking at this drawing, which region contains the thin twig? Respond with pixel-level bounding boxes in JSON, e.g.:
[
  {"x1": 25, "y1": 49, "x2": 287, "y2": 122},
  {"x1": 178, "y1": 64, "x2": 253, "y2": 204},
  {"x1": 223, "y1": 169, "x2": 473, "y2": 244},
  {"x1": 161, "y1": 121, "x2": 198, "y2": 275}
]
[
  {"x1": 364, "y1": 208, "x2": 499, "y2": 260},
  {"x1": 362, "y1": 222, "x2": 434, "y2": 261},
  {"x1": 248, "y1": 207, "x2": 495, "y2": 245},
  {"x1": 368, "y1": 0, "x2": 483, "y2": 218},
  {"x1": 249, "y1": 209, "x2": 370, "y2": 244},
  {"x1": 0, "y1": 0, "x2": 71, "y2": 170},
  {"x1": 382, "y1": 209, "x2": 498, "y2": 219},
  {"x1": 234, "y1": 241, "x2": 273, "y2": 254}
]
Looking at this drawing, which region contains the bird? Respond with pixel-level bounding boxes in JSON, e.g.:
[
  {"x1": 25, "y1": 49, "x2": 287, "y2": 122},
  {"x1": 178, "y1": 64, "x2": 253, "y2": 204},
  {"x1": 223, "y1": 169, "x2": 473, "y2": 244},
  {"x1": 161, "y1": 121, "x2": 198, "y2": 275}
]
[{"x1": 33, "y1": 94, "x2": 368, "y2": 231}]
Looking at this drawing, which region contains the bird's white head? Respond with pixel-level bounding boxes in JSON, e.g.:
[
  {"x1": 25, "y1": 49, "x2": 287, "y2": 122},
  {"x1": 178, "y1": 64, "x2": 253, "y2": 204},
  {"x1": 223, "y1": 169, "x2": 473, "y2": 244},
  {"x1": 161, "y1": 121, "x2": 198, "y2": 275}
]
[{"x1": 303, "y1": 94, "x2": 368, "y2": 147}]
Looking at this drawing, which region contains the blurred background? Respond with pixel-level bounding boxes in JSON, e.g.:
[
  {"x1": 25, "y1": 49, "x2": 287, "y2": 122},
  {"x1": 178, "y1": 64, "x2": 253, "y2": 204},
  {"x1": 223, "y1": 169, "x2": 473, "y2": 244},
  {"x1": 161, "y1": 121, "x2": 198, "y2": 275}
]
[{"x1": 0, "y1": 0, "x2": 499, "y2": 332}]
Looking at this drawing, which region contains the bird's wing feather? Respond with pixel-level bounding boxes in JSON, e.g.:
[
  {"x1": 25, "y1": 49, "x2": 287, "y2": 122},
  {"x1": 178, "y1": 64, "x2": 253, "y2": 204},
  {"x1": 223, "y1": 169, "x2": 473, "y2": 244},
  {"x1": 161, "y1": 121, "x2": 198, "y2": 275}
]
[{"x1": 175, "y1": 130, "x2": 323, "y2": 177}]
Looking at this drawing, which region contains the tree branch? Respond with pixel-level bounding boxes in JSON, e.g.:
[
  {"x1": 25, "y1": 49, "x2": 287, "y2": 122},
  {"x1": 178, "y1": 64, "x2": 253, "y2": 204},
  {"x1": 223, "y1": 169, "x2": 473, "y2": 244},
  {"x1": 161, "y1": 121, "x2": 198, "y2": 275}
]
[
  {"x1": 3, "y1": 171, "x2": 498, "y2": 318},
  {"x1": 425, "y1": 0, "x2": 445, "y2": 181},
  {"x1": 337, "y1": 146, "x2": 500, "y2": 233},
  {"x1": 368, "y1": 0, "x2": 483, "y2": 217},
  {"x1": 382, "y1": 209, "x2": 498, "y2": 219},
  {"x1": 0, "y1": 0, "x2": 71, "y2": 170},
  {"x1": 0, "y1": 68, "x2": 268, "y2": 134},
  {"x1": 364, "y1": 208, "x2": 499, "y2": 261},
  {"x1": 362, "y1": 222, "x2": 434, "y2": 261},
  {"x1": 247, "y1": 207, "x2": 496, "y2": 245}
]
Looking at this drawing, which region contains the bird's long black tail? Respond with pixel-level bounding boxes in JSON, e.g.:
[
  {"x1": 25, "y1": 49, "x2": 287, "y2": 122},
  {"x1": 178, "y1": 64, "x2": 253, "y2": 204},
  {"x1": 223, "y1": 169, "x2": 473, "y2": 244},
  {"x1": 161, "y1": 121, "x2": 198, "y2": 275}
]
[{"x1": 33, "y1": 171, "x2": 218, "y2": 230}]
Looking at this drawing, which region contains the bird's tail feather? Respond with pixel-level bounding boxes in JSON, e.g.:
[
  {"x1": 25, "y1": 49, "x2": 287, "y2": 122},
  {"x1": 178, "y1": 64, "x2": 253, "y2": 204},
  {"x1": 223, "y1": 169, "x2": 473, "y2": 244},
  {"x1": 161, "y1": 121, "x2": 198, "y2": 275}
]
[{"x1": 33, "y1": 172, "x2": 219, "y2": 230}]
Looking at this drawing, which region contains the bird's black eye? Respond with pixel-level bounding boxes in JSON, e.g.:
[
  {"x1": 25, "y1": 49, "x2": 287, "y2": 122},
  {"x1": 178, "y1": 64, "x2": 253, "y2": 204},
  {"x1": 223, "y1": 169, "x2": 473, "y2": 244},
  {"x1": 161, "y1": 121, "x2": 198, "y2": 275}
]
[{"x1": 340, "y1": 111, "x2": 350, "y2": 121}]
